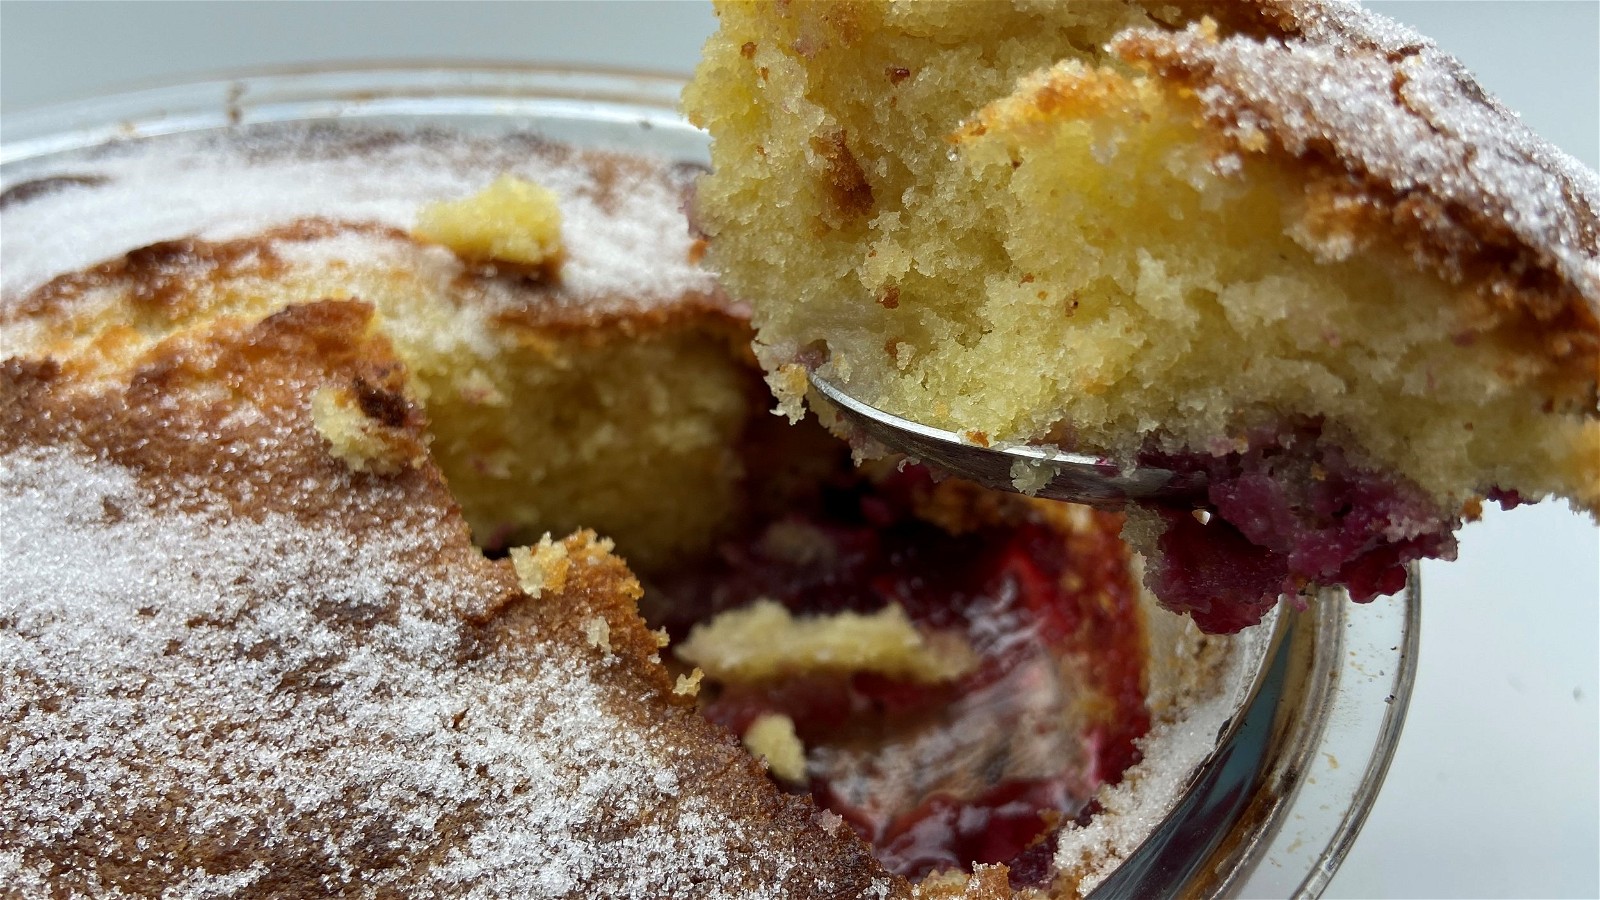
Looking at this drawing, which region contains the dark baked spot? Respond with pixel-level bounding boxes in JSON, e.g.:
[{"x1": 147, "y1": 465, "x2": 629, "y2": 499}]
[
  {"x1": 353, "y1": 376, "x2": 411, "y2": 428},
  {"x1": 313, "y1": 595, "x2": 399, "y2": 630},
  {"x1": 0, "y1": 175, "x2": 110, "y2": 209},
  {"x1": 118, "y1": 238, "x2": 281, "y2": 319},
  {"x1": 274, "y1": 654, "x2": 344, "y2": 698},
  {"x1": 809, "y1": 130, "x2": 875, "y2": 221},
  {"x1": 0, "y1": 357, "x2": 63, "y2": 392}
]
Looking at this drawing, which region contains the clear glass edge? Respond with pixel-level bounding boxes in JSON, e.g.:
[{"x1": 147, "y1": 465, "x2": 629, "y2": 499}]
[
  {"x1": 1293, "y1": 569, "x2": 1420, "y2": 897},
  {"x1": 1211, "y1": 570, "x2": 1419, "y2": 899},
  {"x1": 0, "y1": 64, "x2": 1421, "y2": 898},
  {"x1": 1, "y1": 63, "x2": 692, "y2": 164}
]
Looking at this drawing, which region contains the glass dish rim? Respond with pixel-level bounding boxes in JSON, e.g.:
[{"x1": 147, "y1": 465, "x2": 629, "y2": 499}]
[
  {"x1": 0, "y1": 62, "x2": 1421, "y2": 899},
  {"x1": 1, "y1": 62, "x2": 694, "y2": 163}
]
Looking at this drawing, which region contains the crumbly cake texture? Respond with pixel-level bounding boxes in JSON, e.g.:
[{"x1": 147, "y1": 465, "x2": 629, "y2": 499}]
[
  {"x1": 0, "y1": 127, "x2": 888, "y2": 896},
  {"x1": 2, "y1": 129, "x2": 762, "y2": 571},
  {"x1": 415, "y1": 174, "x2": 566, "y2": 273},
  {"x1": 675, "y1": 599, "x2": 979, "y2": 684},
  {"x1": 684, "y1": 0, "x2": 1600, "y2": 628},
  {"x1": 0, "y1": 303, "x2": 894, "y2": 898}
]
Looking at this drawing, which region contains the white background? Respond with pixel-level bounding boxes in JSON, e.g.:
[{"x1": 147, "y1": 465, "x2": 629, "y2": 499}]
[{"x1": 3, "y1": 2, "x2": 1595, "y2": 897}]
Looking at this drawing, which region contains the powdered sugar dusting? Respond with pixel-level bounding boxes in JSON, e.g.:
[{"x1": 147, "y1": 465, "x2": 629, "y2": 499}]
[
  {"x1": 1052, "y1": 611, "x2": 1266, "y2": 893},
  {"x1": 0, "y1": 125, "x2": 716, "y2": 304},
  {"x1": 0, "y1": 446, "x2": 818, "y2": 898},
  {"x1": 1113, "y1": 3, "x2": 1600, "y2": 307}
]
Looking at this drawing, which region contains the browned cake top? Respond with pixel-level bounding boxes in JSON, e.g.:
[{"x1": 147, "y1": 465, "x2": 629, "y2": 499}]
[
  {"x1": 0, "y1": 125, "x2": 728, "y2": 324},
  {"x1": 3, "y1": 219, "x2": 745, "y2": 371},
  {"x1": 0, "y1": 301, "x2": 895, "y2": 898},
  {"x1": 1114, "y1": 1, "x2": 1600, "y2": 354}
]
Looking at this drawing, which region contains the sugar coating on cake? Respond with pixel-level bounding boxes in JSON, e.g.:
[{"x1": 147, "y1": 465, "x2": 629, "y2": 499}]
[
  {"x1": 0, "y1": 447, "x2": 897, "y2": 898},
  {"x1": 0, "y1": 277, "x2": 895, "y2": 897},
  {"x1": 1, "y1": 127, "x2": 714, "y2": 306},
  {"x1": 684, "y1": 0, "x2": 1599, "y2": 630},
  {"x1": 2, "y1": 127, "x2": 758, "y2": 570},
  {"x1": 0, "y1": 127, "x2": 906, "y2": 892},
  {"x1": 1115, "y1": 7, "x2": 1600, "y2": 298}
]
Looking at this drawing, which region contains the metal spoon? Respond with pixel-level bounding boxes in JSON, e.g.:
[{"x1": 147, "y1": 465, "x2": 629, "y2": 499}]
[{"x1": 808, "y1": 371, "x2": 1206, "y2": 508}]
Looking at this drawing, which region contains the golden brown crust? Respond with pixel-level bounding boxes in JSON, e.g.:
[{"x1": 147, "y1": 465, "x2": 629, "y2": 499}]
[
  {"x1": 0, "y1": 126, "x2": 728, "y2": 324},
  {"x1": 9, "y1": 217, "x2": 742, "y2": 338},
  {"x1": 2, "y1": 299, "x2": 429, "y2": 526},
  {"x1": 1111, "y1": 3, "x2": 1600, "y2": 402},
  {"x1": 12, "y1": 234, "x2": 285, "y2": 323},
  {"x1": 0, "y1": 116, "x2": 919, "y2": 896},
  {"x1": 0, "y1": 299, "x2": 901, "y2": 898}
]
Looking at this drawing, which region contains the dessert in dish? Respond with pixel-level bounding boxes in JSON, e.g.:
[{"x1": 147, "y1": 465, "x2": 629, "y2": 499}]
[
  {"x1": 1, "y1": 124, "x2": 1247, "y2": 897},
  {"x1": 684, "y1": 0, "x2": 1600, "y2": 632},
  {"x1": 1, "y1": 305, "x2": 885, "y2": 897},
  {"x1": 1, "y1": 134, "x2": 755, "y2": 574},
  {"x1": 659, "y1": 467, "x2": 1152, "y2": 882}
]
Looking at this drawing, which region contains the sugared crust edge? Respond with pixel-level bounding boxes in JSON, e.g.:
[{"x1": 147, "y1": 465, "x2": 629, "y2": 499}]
[
  {"x1": 1, "y1": 294, "x2": 906, "y2": 898},
  {"x1": 1110, "y1": 4, "x2": 1600, "y2": 398}
]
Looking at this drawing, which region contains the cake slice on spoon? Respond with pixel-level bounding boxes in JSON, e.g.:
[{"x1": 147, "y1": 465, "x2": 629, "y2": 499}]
[{"x1": 684, "y1": 0, "x2": 1599, "y2": 632}]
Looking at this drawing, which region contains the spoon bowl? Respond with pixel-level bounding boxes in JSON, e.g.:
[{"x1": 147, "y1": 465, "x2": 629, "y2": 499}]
[{"x1": 808, "y1": 371, "x2": 1207, "y2": 508}]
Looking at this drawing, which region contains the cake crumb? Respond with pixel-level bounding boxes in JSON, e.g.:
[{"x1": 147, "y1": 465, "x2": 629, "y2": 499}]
[
  {"x1": 892, "y1": 340, "x2": 915, "y2": 369},
  {"x1": 415, "y1": 174, "x2": 564, "y2": 274},
  {"x1": 743, "y1": 713, "x2": 807, "y2": 784},
  {"x1": 676, "y1": 598, "x2": 976, "y2": 684},
  {"x1": 766, "y1": 363, "x2": 810, "y2": 422},
  {"x1": 583, "y1": 616, "x2": 613, "y2": 656},
  {"x1": 1009, "y1": 456, "x2": 1052, "y2": 496},
  {"x1": 508, "y1": 534, "x2": 570, "y2": 600},
  {"x1": 309, "y1": 383, "x2": 423, "y2": 475},
  {"x1": 813, "y1": 809, "x2": 844, "y2": 833},
  {"x1": 673, "y1": 667, "x2": 705, "y2": 697}
]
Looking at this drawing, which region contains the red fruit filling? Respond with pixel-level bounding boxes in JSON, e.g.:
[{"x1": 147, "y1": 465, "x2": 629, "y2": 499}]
[
  {"x1": 1141, "y1": 422, "x2": 1463, "y2": 633},
  {"x1": 652, "y1": 466, "x2": 1149, "y2": 882}
]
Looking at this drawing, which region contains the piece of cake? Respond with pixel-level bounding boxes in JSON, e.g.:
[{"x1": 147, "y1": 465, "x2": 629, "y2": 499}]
[
  {"x1": 0, "y1": 299, "x2": 893, "y2": 897},
  {"x1": 2, "y1": 135, "x2": 760, "y2": 574},
  {"x1": 0, "y1": 131, "x2": 884, "y2": 897},
  {"x1": 683, "y1": 0, "x2": 1600, "y2": 632},
  {"x1": 1, "y1": 123, "x2": 1243, "y2": 897}
]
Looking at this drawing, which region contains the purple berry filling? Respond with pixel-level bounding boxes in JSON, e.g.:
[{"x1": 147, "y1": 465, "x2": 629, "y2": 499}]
[{"x1": 1141, "y1": 423, "x2": 1462, "y2": 633}]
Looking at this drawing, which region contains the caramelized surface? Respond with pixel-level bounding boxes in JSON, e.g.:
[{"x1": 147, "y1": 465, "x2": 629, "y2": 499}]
[{"x1": 0, "y1": 300, "x2": 894, "y2": 898}]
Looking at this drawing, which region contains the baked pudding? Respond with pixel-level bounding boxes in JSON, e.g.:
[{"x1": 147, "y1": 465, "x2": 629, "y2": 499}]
[
  {"x1": 1, "y1": 124, "x2": 1248, "y2": 897},
  {"x1": 683, "y1": 0, "x2": 1600, "y2": 632}
]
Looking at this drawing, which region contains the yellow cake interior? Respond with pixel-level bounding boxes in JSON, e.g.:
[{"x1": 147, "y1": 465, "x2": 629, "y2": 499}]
[
  {"x1": 15, "y1": 226, "x2": 758, "y2": 572},
  {"x1": 685, "y1": 1, "x2": 1599, "y2": 517}
]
